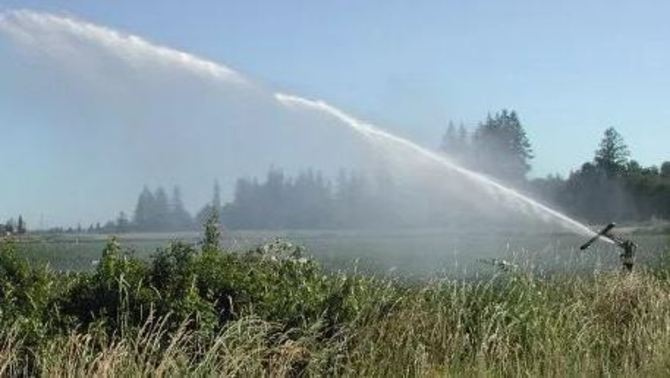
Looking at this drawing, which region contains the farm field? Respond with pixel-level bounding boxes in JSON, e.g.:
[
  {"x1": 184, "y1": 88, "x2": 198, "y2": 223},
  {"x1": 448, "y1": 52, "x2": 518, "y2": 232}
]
[{"x1": 15, "y1": 228, "x2": 669, "y2": 277}]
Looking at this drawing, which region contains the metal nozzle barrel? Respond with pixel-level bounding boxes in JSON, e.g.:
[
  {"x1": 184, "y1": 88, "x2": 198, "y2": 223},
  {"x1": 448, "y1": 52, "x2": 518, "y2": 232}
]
[{"x1": 580, "y1": 223, "x2": 615, "y2": 250}]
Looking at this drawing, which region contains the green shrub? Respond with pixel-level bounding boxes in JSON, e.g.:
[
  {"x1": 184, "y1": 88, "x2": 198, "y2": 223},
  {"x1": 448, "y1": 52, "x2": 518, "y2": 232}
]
[{"x1": 2, "y1": 233, "x2": 670, "y2": 376}]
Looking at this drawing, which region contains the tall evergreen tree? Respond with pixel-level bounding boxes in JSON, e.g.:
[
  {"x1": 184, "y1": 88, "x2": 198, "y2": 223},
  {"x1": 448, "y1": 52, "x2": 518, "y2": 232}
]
[
  {"x1": 196, "y1": 181, "x2": 224, "y2": 226},
  {"x1": 116, "y1": 211, "x2": 129, "y2": 233},
  {"x1": 171, "y1": 186, "x2": 193, "y2": 230},
  {"x1": 5, "y1": 219, "x2": 15, "y2": 234},
  {"x1": 133, "y1": 186, "x2": 155, "y2": 231},
  {"x1": 153, "y1": 187, "x2": 170, "y2": 230},
  {"x1": 202, "y1": 210, "x2": 220, "y2": 253},
  {"x1": 472, "y1": 110, "x2": 533, "y2": 183},
  {"x1": 458, "y1": 123, "x2": 469, "y2": 149},
  {"x1": 440, "y1": 121, "x2": 458, "y2": 154},
  {"x1": 661, "y1": 161, "x2": 670, "y2": 178},
  {"x1": 594, "y1": 127, "x2": 630, "y2": 177},
  {"x1": 440, "y1": 121, "x2": 471, "y2": 162},
  {"x1": 213, "y1": 180, "x2": 222, "y2": 214},
  {"x1": 17, "y1": 215, "x2": 26, "y2": 234}
]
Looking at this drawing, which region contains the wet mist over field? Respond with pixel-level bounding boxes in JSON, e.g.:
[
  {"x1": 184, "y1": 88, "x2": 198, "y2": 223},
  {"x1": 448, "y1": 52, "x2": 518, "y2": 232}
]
[{"x1": 1, "y1": 10, "x2": 598, "y2": 239}]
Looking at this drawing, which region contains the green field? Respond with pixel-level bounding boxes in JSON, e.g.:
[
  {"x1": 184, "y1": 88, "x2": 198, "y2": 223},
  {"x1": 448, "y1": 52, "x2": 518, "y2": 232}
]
[{"x1": 15, "y1": 228, "x2": 670, "y2": 277}]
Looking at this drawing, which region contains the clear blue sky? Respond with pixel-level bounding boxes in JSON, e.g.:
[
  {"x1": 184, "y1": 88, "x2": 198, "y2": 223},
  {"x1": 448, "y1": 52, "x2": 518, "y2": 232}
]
[{"x1": 1, "y1": 1, "x2": 669, "y2": 226}]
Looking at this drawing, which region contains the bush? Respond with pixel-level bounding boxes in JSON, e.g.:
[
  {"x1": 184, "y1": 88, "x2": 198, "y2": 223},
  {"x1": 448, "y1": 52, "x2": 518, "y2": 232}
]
[{"x1": 2, "y1": 233, "x2": 670, "y2": 375}]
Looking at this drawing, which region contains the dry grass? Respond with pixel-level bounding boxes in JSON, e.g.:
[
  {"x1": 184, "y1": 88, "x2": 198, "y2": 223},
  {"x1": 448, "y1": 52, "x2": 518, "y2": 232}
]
[
  {"x1": 3, "y1": 234, "x2": 670, "y2": 376},
  {"x1": 1, "y1": 271, "x2": 669, "y2": 376}
]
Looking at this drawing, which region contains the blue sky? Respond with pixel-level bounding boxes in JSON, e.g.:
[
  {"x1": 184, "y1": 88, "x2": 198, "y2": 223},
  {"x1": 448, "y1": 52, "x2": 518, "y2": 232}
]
[{"x1": 1, "y1": 1, "x2": 669, "y2": 226}]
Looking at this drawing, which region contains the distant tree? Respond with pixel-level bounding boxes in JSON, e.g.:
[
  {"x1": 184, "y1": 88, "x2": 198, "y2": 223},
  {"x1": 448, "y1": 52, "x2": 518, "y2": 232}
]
[
  {"x1": 534, "y1": 128, "x2": 670, "y2": 222},
  {"x1": 170, "y1": 186, "x2": 193, "y2": 230},
  {"x1": 594, "y1": 127, "x2": 630, "y2": 177},
  {"x1": 661, "y1": 161, "x2": 670, "y2": 178},
  {"x1": 5, "y1": 219, "x2": 15, "y2": 234},
  {"x1": 440, "y1": 121, "x2": 470, "y2": 162},
  {"x1": 133, "y1": 186, "x2": 155, "y2": 231},
  {"x1": 642, "y1": 165, "x2": 659, "y2": 176},
  {"x1": 285, "y1": 169, "x2": 333, "y2": 228},
  {"x1": 471, "y1": 110, "x2": 533, "y2": 183},
  {"x1": 202, "y1": 209, "x2": 220, "y2": 253},
  {"x1": 531, "y1": 174, "x2": 565, "y2": 207},
  {"x1": 263, "y1": 168, "x2": 287, "y2": 228},
  {"x1": 561, "y1": 162, "x2": 613, "y2": 222},
  {"x1": 458, "y1": 123, "x2": 469, "y2": 154},
  {"x1": 153, "y1": 187, "x2": 170, "y2": 230},
  {"x1": 334, "y1": 170, "x2": 369, "y2": 227},
  {"x1": 116, "y1": 211, "x2": 130, "y2": 233},
  {"x1": 196, "y1": 181, "x2": 225, "y2": 226},
  {"x1": 440, "y1": 121, "x2": 458, "y2": 153},
  {"x1": 626, "y1": 160, "x2": 643, "y2": 175},
  {"x1": 103, "y1": 221, "x2": 116, "y2": 232},
  {"x1": 17, "y1": 215, "x2": 26, "y2": 235},
  {"x1": 213, "y1": 180, "x2": 222, "y2": 215}
]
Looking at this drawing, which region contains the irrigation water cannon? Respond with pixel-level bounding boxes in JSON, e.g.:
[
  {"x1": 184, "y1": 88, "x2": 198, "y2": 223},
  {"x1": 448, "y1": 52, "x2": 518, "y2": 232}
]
[{"x1": 580, "y1": 223, "x2": 637, "y2": 272}]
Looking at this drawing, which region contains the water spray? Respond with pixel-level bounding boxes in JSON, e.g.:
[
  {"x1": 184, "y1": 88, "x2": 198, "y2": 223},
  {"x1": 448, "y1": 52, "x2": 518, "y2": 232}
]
[
  {"x1": 275, "y1": 93, "x2": 604, "y2": 240},
  {"x1": 1, "y1": 9, "x2": 607, "y2": 244}
]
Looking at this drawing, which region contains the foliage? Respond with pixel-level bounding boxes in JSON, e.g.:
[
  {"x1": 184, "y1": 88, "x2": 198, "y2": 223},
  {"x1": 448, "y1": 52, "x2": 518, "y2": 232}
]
[
  {"x1": 84, "y1": 116, "x2": 667, "y2": 234},
  {"x1": 2, "y1": 230, "x2": 670, "y2": 375},
  {"x1": 217, "y1": 168, "x2": 390, "y2": 229},
  {"x1": 202, "y1": 210, "x2": 221, "y2": 253},
  {"x1": 0, "y1": 216, "x2": 27, "y2": 236},
  {"x1": 440, "y1": 109, "x2": 534, "y2": 184},
  {"x1": 132, "y1": 185, "x2": 195, "y2": 232},
  {"x1": 595, "y1": 127, "x2": 630, "y2": 177},
  {"x1": 439, "y1": 121, "x2": 469, "y2": 162},
  {"x1": 532, "y1": 127, "x2": 670, "y2": 223},
  {"x1": 472, "y1": 110, "x2": 534, "y2": 183}
]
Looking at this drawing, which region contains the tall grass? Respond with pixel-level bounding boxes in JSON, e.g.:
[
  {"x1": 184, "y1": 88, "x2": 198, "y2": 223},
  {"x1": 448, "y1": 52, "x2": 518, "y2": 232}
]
[{"x1": 1, "y1": 234, "x2": 670, "y2": 376}]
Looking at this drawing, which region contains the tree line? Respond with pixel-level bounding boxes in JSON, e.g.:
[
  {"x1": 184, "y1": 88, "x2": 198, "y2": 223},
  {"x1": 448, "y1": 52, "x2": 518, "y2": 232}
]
[
  {"x1": 0, "y1": 216, "x2": 27, "y2": 235},
  {"x1": 439, "y1": 111, "x2": 670, "y2": 223},
  {"x1": 531, "y1": 128, "x2": 670, "y2": 222},
  {"x1": 108, "y1": 169, "x2": 403, "y2": 232},
  {"x1": 83, "y1": 109, "x2": 669, "y2": 232},
  {"x1": 440, "y1": 110, "x2": 533, "y2": 185},
  {"x1": 61, "y1": 186, "x2": 197, "y2": 234}
]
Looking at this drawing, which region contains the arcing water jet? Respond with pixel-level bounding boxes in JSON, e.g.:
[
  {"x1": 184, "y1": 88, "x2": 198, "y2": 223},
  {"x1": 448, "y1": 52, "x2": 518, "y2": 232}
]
[
  {"x1": 274, "y1": 94, "x2": 602, "y2": 239},
  {"x1": 0, "y1": 9, "x2": 603, "y2": 240},
  {"x1": 0, "y1": 9, "x2": 245, "y2": 85}
]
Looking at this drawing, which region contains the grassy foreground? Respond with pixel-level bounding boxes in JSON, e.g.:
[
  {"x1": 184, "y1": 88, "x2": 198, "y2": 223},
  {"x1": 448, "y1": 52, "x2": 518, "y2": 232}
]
[{"x1": 1, "y1": 233, "x2": 670, "y2": 376}]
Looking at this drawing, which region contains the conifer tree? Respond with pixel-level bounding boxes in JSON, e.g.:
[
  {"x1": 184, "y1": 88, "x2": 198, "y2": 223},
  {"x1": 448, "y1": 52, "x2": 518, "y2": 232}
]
[
  {"x1": 594, "y1": 127, "x2": 630, "y2": 177},
  {"x1": 133, "y1": 186, "x2": 155, "y2": 231},
  {"x1": 440, "y1": 121, "x2": 458, "y2": 154},
  {"x1": 17, "y1": 215, "x2": 26, "y2": 235},
  {"x1": 171, "y1": 186, "x2": 193, "y2": 230},
  {"x1": 152, "y1": 187, "x2": 170, "y2": 230},
  {"x1": 472, "y1": 109, "x2": 533, "y2": 183}
]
